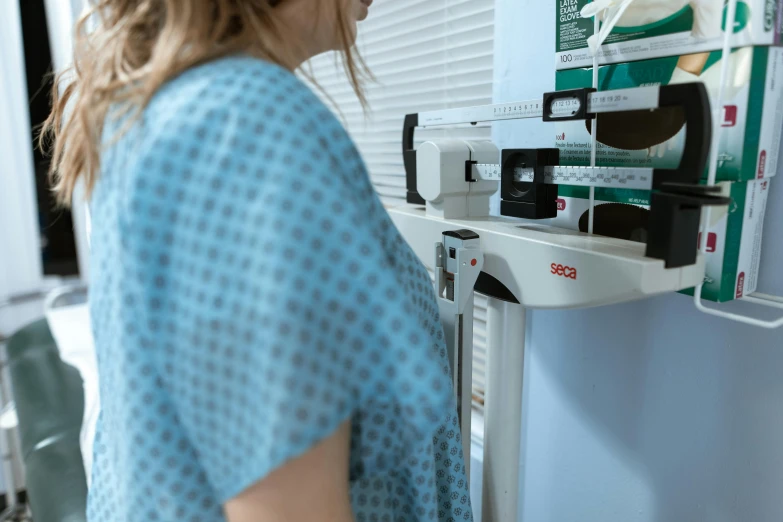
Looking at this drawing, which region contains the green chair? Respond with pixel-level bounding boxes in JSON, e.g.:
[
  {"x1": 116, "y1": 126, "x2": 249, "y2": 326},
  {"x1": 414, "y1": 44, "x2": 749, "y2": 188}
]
[{"x1": 6, "y1": 318, "x2": 87, "y2": 522}]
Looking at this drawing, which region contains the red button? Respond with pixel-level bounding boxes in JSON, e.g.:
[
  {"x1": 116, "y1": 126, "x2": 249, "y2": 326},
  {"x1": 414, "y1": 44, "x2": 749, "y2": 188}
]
[{"x1": 471, "y1": 259, "x2": 477, "y2": 267}]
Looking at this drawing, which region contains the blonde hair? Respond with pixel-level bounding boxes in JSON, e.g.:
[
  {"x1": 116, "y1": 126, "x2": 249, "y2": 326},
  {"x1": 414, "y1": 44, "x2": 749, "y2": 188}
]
[{"x1": 40, "y1": 0, "x2": 368, "y2": 206}]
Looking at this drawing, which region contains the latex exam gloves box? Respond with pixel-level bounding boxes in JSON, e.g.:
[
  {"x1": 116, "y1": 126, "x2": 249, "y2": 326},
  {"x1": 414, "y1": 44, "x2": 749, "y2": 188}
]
[
  {"x1": 548, "y1": 178, "x2": 771, "y2": 302},
  {"x1": 554, "y1": 46, "x2": 783, "y2": 182},
  {"x1": 557, "y1": 0, "x2": 783, "y2": 70}
]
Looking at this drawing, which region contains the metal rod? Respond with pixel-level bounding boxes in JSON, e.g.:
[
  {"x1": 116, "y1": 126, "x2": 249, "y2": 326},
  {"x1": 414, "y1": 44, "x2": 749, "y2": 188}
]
[
  {"x1": 743, "y1": 295, "x2": 783, "y2": 312},
  {"x1": 482, "y1": 299, "x2": 525, "y2": 522},
  {"x1": 695, "y1": 300, "x2": 783, "y2": 329},
  {"x1": 588, "y1": 14, "x2": 600, "y2": 235},
  {"x1": 0, "y1": 278, "x2": 82, "y2": 310},
  {"x1": 457, "y1": 294, "x2": 475, "y2": 480},
  {"x1": 749, "y1": 293, "x2": 783, "y2": 305},
  {"x1": 0, "y1": 291, "x2": 46, "y2": 310}
]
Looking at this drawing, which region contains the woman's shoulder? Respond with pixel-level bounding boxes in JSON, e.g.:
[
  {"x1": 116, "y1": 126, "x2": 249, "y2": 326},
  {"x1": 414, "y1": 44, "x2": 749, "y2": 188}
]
[
  {"x1": 160, "y1": 56, "x2": 311, "y2": 100},
  {"x1": 147, "y1": 55, "x2": 342, "y2": 136},
  {"x1": 135, "y1": 55, "x2": 361, "y2": 184}
]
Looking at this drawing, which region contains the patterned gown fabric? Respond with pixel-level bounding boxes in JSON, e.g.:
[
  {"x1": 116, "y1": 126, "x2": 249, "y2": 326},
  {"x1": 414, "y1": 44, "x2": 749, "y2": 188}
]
[{"x1": 87, "y1": 56, "x2": 473, "y2": 522}]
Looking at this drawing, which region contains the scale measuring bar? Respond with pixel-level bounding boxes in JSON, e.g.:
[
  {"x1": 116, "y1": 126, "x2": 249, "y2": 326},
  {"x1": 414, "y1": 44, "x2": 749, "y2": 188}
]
[
  {"x1": 473, "y1": 164, "x2": 655, "y2": 191},
  {"x1": 418, "y1": 85, "x2": 661, "y2": 127}
]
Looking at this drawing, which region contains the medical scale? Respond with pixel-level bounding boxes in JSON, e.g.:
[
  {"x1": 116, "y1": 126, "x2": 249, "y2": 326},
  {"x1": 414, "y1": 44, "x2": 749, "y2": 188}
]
[{"x1": 391, "y1": 82, "x2": 735, "y2": 522}]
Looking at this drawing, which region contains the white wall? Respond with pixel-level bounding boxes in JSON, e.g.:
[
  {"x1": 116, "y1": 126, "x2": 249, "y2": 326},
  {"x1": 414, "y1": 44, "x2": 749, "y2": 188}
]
[
  {"x1": 0, "y1": 0, "x2": 51, "y2": 349},
  {"x1": 491, "y1": 1, "x2": 783, "y2": 521},
  {"x1": 0, "y1": 0, "x2": 45, "y2": 305}
]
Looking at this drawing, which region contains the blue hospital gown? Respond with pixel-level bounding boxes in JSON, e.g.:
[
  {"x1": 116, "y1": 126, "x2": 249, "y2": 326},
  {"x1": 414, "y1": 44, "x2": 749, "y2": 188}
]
[{"x1": 87, "y1": 56, "x2": 473, "y2": 522}]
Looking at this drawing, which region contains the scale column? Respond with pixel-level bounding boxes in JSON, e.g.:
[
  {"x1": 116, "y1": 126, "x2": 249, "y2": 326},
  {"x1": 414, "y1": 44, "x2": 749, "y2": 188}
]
[{"x1": 482, "y1": 298, "x2": 526, "y2": 522}]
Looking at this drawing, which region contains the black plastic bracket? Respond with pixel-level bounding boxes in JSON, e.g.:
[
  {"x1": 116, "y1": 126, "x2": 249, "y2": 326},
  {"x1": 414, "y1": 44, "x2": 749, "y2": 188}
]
[
  {"x1": 465, "y1": 160, "x2": 478, "y2": 183},
  {"x1": 500, "y1": 149, "x2": 560, "y2": 220},
  {"x1": 643, "y1": 83, "x2": 720, "y2": 267},
  {"x1": 475, "y1": 272, "x2": 520, "y2": 304},
  {"x1": 542, "y1": 88, "x2": 596, "y2": 122},
  {"x1": 444, "y1": 229, "x2": 480, "y2": 241},
  {"x1": 403, "y1": 113, "x2": 424, "y2": 205},
  {"x1": 649, "y1": 83, "x2": 712, "y2": 189},
  {"x1": 646, "y1": 184, "x2": 731, "y2": 268}
]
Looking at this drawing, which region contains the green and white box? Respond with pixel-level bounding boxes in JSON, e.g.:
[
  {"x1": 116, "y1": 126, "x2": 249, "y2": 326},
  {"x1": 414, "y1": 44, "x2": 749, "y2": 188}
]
[
  {"x1": 557, "y1": 0, "x2": 783, "y2": 70},
  {"x1": 549, "y1": 179, "x2": 771, "y2": 302},
  {"x1": 555, "y1": 46, "x2": 783, "y2": 181}
]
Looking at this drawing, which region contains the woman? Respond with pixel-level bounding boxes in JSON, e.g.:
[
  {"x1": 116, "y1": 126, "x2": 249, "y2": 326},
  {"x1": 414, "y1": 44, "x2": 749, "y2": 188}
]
[{"x1": 42, "y1": 1, "x2": 473, "y2": 521}]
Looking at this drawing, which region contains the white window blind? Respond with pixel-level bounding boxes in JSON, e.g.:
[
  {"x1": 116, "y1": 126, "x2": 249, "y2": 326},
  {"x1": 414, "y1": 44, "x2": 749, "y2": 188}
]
[{"x1": 304, "y1": 0, "x2": 494, "y2": 411}]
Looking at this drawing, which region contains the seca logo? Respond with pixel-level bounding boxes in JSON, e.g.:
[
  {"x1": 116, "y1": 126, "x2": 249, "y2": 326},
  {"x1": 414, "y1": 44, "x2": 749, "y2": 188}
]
[{"x1": 551, "y1": 263, "x2": 577, "y2": 280}]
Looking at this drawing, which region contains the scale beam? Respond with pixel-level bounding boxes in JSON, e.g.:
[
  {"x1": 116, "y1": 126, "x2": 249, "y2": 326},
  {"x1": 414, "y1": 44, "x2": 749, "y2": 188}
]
[
  {"x1": 418, "y1": 85, "x2": 661, "y2": 127},
  {"x1": 472, "y1": 164, "x2": 656, "y2": 191}
]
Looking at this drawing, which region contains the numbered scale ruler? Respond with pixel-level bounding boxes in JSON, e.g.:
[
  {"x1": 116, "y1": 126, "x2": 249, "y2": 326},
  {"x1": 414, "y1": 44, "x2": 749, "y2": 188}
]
[
  {"x1": 418, "y1": 86, "x2": 661, "y2": 127},
  {"x1": 473, "y1": 164, "x2": 655, "y2": 191}
]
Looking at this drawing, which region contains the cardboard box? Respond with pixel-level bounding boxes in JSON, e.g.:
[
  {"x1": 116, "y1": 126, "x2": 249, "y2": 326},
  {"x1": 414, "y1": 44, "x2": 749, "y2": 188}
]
[
  {"x1": 554, "y1": 46, "x2": 783, "y2": 181},
  {"x1": 549, "y1": 178, "x2": 771, "y2": 301},
  {"x1": 557, "y1": 0, "x2": 783, "y2": 70}
]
